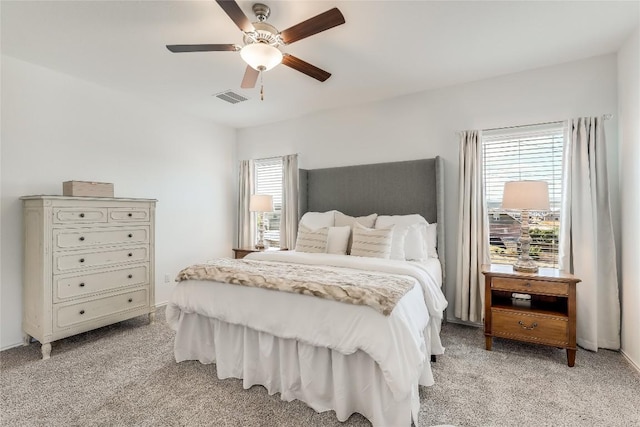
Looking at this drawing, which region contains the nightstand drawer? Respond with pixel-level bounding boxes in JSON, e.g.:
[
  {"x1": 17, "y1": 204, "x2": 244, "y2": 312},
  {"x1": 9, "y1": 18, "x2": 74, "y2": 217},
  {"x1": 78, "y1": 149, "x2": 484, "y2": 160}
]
[
  {"x1": 492, "y1": 277, "x2": 569, "y2": 296},
  {"x1": 492, "y1": 308, "x2": 569, "y2": 346}
]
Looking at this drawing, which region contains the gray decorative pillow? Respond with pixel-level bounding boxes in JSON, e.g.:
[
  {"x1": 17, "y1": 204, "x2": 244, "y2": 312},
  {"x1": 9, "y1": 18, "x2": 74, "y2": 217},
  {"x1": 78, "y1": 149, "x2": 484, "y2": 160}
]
[
  {"x1": 295, "y1": 225, "x2": 329, "y2": 253},
  {"x1": 350, "y1": 223, "x2": 393, "y2": 259}
]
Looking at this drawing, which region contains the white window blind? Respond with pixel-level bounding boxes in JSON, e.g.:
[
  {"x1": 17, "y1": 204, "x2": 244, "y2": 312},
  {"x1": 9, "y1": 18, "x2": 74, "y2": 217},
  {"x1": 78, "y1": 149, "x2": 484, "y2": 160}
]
[
  {"x1": 254, "y1": 157, "x2": 283, "y2": 248},
  {"x1": 482, "y1": 122, "x2": 564, "y2": 268}
]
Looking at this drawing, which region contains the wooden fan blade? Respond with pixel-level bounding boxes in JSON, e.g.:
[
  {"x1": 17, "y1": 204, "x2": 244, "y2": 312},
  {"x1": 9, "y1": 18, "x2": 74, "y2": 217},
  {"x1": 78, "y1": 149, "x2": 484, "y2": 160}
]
[
  {"x1": 280, "y1": 8, "x2": 345, "y2": 45},
  {"x1": 166, "y1": 44, "x2": 238, "y2": 53},
  {"x1": 282, "y1": 54, "x2": 331, "y2": 82},
  {"x1": 215, "y1": 0, "x2": 255, "y2": 33},
  {"x1": 241, "y1": 66, "x2": 259, "y2": 89}
]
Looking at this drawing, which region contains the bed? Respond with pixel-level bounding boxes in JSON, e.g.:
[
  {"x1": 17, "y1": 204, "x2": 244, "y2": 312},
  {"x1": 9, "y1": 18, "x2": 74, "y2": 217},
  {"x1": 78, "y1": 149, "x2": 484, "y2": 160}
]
[{"x1": 166, "y1": 157, "x2": 447, "y2": 426}]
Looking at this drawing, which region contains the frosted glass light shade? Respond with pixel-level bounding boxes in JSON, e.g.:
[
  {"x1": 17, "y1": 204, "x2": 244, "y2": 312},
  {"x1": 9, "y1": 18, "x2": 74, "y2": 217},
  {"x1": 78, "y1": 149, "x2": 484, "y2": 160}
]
[
  {"x1": 249, "y1": 194, "x2": 274, "y2": 212},
  {"x1": 502, "y1": 181, "x2": 550, "y2": 210},
  {"x1": 240, "y1": 43, "x2": 283, "y2": 71}
]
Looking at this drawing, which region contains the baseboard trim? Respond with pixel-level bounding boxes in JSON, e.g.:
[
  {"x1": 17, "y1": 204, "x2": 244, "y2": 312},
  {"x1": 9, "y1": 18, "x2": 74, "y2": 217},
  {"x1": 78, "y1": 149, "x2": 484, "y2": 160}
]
[{"x1": 621, "y1": 349, "x2": 640, "y2": 373}]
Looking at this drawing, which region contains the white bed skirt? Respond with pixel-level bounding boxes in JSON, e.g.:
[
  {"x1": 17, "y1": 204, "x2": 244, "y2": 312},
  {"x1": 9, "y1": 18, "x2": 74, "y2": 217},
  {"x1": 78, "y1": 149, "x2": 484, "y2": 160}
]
[{"x1": 173, "y1": 311, "x2": 425, "y2": 426}]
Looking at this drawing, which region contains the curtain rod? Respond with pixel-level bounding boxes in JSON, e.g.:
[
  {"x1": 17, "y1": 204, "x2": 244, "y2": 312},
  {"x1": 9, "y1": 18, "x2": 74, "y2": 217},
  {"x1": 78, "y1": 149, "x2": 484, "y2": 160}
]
[
  {"x1": 252, "y1": 153, "x2": 299, "y2": 162},
  {"x1": 481, "y1": 114, "x2": 612, "y2": 133},
  {"x1": 481, "y1": 120, "x2": 563, "y2": 133}
]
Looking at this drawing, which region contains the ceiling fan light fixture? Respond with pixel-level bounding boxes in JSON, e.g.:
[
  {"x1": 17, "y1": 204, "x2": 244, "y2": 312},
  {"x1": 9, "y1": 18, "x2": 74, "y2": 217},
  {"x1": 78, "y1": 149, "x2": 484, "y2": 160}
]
[{"x1": 240, "y1": 42, "x2": 283, "y2": 71}]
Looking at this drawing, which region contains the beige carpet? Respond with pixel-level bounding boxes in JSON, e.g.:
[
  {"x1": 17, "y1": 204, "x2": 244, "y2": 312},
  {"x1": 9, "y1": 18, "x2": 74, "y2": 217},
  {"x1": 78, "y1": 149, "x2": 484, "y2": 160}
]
[{"x1": 1, "y1": 307, "x2": 639, "y2": 426}]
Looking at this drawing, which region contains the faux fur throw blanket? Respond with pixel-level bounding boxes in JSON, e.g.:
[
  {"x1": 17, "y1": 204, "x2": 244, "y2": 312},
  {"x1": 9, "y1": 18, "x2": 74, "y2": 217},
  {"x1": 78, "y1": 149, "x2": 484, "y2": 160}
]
[{"x1": 175, "y1": 258, "x2": 416, "y2": 316}]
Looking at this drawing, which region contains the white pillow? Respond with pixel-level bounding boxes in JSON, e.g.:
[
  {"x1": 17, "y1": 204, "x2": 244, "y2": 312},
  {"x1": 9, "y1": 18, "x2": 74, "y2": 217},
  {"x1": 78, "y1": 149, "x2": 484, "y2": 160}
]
[
  {"x1": 295, "y1": 225, "x2": 329, "y2": 253},
  {"x1": 405, "y1": 223, "x2": 428, "y2": 261},
  {"x1": 424, "y1": 223, "x2": 438, "y2": 258},
  {"x1": 326, "y1": 226, "x2": 351, "y2": 255},
  {"x1": 335, "y1": 212, "x2": 378, "y2": 254},
  {"x1": 299, "y1": 211, "x2": 336, "y2": 229},
  {"x1": 375, "y1": 215, "x2": 428, "y2": 261},
  {"x1": 388, "y1": 225, "x2": 410, "y2": 260},
  {"x1": 350, "y1": 223, "x2": 393, "y2": 259}
]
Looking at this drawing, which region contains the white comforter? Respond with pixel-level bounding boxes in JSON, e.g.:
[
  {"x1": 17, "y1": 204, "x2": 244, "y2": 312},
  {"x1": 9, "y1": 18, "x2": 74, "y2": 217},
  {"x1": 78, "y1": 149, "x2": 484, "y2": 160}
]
[{"x1": 166, "y1": 251, "x2": 447, "y2": 401}]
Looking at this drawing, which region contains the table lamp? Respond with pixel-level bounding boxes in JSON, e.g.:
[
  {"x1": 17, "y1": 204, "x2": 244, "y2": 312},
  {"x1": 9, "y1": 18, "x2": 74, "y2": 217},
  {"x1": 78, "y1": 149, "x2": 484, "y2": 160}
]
[
  {"x1": 249, "y1": 194, "x2": 274, "y2": 249},
  {"x1": 502, "y1": 181, "x2": 550, "y2": 273}
]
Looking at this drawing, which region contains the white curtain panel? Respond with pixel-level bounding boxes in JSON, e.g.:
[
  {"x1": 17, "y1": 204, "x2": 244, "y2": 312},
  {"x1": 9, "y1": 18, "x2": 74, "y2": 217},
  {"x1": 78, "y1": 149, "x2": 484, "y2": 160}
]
[
  {"x1": 559, "y1": 117, "x2": 620, "y2": 351},
  {"x1": 281, "y1": 154, "x2": 299, "y2": 250},
  {"x1": 455, "y1": 130, "x2": 491, "y2": 323},
  {"x1": 237, "y1": 159, "x2": 255, "y2": 248}
]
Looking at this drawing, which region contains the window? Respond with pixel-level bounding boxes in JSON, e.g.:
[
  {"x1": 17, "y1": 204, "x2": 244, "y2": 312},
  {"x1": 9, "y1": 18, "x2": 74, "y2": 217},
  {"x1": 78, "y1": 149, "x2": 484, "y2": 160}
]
[
  {"x1": 482, "y1": 123, "x2": 564, "y2": 268},
  {"x1": 254, "y1": 157, "x2": 283, "y2": 248}
]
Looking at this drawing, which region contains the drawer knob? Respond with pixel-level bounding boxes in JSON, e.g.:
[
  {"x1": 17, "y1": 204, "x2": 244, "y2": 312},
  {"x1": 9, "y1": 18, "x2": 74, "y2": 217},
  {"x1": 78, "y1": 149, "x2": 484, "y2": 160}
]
[
  {"x1": 524, "y1": 282, "x2": 532, "y2": 287},
  {"x1": 128, "y1": 298, "x2": 133, "y2": 303},
  {"x1": 128, "y1": 213, "x2": 133, "y2": 217},
  {"x1": 128, "y1": 274, "x2": 133, "y2": 279},
  {"x1": 128, "y1": 233, "x2": 133, "y2": 238},
  {"x1": 79, "y1": 310, "x2": 85, "y2": 315},
  {"x1": 128, "y1": 253, "x2": 133, "y2": 257},
  {"x1": 79, "y1": 258, "x2": 85, "y2": 263},
  {"x1": 79, "y1": 282, "x2": 85, "y2": 287},
  {"x1": 79, "y1": 213, "x2": 85, "y2": 218},
  {"x1": 79, "y1": 236, "x2": 85, "y2": 241},
  {"x1": 518, "y1": 320, "x2": 538, "y2": 330}
]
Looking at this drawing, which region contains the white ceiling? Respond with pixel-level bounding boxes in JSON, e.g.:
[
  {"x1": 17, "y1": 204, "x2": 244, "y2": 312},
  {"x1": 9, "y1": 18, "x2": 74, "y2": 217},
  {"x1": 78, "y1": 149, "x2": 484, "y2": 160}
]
[{"x1": 2, "y1": 1, "x2": 638, "y2": 129}]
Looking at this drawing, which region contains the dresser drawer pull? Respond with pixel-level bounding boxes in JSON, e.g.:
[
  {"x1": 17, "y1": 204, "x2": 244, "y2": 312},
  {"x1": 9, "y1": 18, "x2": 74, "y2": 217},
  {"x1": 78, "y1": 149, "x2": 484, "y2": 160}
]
[
  {"x1": 518, "y1": 320, "x2": 538, "y2": 330},
  {"x1": 79, "y1": 282, "x2": 85, "y2": 288},
  {"x1": 79, "y1": 258, "x2": 85, "y2": 263},
  {"x1": 79, "y1": 236, "x2": 85, "y2": 241},
  {"x1": 128, "y1": 253, "x2": 133, "y2": 257},
  {"x1": 79, "y1": 310, "x2": 85, "y2": 315},
  {"x1": 128, "y1": 274, "x2": 133, "y2": 279},
  {"x1": 128, "y1": 234, "x2": 133, "y2": 238},
  {"x1": 128, "y1": 298, "x2": 133, "y2": 303},
  {"x1": 128, "y1": 213, "x2": 133, "y2": 217},
  {"x1": 524, "y1": 282, "x2": 532, "y2": 288},
  {"x1": 79, "y1": 213, "x2": 85, "y2": 218}
]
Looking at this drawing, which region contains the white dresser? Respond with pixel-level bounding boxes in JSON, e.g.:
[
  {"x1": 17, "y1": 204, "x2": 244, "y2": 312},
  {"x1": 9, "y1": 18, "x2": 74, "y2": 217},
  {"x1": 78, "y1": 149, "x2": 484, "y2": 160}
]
[{"x1": 21, "y1": 196, "x2": 156, "y2": 359}]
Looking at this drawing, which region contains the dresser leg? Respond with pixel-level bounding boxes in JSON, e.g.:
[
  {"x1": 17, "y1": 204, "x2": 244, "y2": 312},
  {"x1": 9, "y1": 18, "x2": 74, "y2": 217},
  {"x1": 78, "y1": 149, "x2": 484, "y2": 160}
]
[
  {"x1": 567, "y1": 349, "x2": 576, "y2": 367},
  {"x1": 485, "y1": 336, "x2": 492, "y2": 351},
  {"x1": 149, "y1": 311, "x2": 156, "y2": 324},
  {"x1": 22, "y1": 333, "x2": 31, "y2": 346},
  {"x1": 41, "y1": 343, "x2": 51, "y2": 360}
]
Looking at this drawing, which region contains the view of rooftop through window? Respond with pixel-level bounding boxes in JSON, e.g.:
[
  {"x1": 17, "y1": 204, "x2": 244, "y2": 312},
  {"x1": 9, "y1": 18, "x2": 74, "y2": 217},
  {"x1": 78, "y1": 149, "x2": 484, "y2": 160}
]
[{"x1": 483, "y1": 123, "x2": 564, "y2": 268}]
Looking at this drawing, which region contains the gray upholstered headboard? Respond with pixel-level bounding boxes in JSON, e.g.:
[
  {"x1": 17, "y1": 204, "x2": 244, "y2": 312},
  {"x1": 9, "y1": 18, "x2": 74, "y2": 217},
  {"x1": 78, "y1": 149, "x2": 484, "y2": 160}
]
[{"x1": 298, "y1": 157, "x2": 445, "y2": 280}]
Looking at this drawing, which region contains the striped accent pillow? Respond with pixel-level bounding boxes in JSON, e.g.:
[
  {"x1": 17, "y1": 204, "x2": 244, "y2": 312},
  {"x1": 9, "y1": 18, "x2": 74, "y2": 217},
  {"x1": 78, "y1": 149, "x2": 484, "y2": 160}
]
[
  {"x1": 350, "y1": 223, "x2": 393, "y2": 259},
  {"x1": 295, "y1": 225, "x2": 329, "y2": 253}
]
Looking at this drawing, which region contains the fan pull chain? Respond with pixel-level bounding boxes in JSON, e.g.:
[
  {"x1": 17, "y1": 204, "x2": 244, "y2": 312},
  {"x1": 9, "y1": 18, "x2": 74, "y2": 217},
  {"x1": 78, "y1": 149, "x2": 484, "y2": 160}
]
[{"x1": 260, "y1": 71, "x2": 264, "y2": 101}]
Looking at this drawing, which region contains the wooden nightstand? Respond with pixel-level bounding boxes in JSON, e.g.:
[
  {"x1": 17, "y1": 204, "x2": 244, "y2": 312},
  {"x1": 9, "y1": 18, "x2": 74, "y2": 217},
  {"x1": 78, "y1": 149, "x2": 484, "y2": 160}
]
[
  {"x1": 482, "y1": 264, "x2": 581, "y2": 366},
  {"x1": 232, "y1": 247, "x2": 287, "y2": 259}
]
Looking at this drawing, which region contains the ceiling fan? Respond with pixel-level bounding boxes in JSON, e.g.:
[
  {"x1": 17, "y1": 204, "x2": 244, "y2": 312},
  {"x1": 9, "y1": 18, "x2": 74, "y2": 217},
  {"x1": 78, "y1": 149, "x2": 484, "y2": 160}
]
[{"x1": 166, "y1": 0, "x2": 345, "y2": 92}]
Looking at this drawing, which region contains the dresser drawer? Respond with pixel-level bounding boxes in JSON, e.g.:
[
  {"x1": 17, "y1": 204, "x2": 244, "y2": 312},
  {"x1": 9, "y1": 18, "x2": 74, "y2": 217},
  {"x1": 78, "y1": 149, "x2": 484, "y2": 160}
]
[
  {"x1": 54, "y1": 246, "x2": 149, "y2": 273},
  {"x1": 55, "y1": 264, "x2": 149, "y2": 301},
  {"x1": 492, "y1": 277, "x2": 569, "y2": 296},
  {"x1": 109, "y1": 208, "x2": 150, "y2": 222},
  {"x1": 53, "y1": 208, "x2": 108, "y2": 224},
  {"x1": 492, "y1": 308, "x2": 568, "y2": 346},
  {"x1": 54, "y1": 288, "x2": 148, "y2": 330},
  {"x1": 54, "y1": 227, "x2": 149, "y2": 249}
]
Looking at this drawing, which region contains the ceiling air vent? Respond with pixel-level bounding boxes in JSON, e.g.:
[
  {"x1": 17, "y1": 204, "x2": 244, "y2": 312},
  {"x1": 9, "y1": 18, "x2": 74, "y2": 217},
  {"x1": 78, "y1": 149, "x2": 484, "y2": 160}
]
[{"x1": 215, "y1": 90, "x2": 249, "y2": 104}]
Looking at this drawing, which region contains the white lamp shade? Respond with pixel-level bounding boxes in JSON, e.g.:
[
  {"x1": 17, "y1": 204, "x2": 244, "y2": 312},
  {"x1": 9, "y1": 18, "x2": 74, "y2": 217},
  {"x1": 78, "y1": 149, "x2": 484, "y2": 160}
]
[
  {"x1": 240, "y1": 43, "x2": 283, "y2": 71},
  {"x1": 502, "y1": 181, "x2": 550, "y2": 210},
  {"x1": 249, "y1": 194, "x2": 274, "y2": 212}
]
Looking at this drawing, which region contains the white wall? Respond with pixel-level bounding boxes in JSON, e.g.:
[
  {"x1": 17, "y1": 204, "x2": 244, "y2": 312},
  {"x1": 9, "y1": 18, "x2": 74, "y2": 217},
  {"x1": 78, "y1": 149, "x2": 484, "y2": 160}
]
[
  {"x1": 618, "y1": 27, "x2": 640, "y2": 370},
  {"x1": 1, "y1": 55, "x2": 236, "y2": 350},
  {"x1": 237, "y1": 54, "x2": 620, "y2": 324}
]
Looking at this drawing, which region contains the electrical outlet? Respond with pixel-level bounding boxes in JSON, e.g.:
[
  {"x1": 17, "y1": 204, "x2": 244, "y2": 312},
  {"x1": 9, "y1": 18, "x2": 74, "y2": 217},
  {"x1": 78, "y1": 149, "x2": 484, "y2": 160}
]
[{"x1": 164, "y1": 274, "x2": 171, "y2": 283}]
